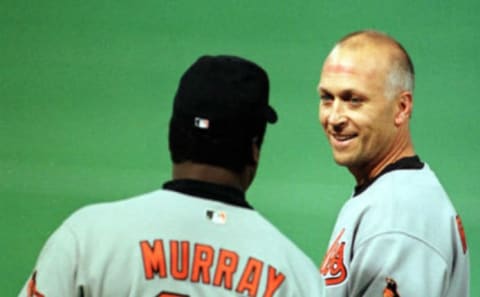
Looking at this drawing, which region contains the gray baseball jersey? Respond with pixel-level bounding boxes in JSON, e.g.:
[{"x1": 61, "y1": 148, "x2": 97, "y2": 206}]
[
  {"x1": 19, "y1": 179, "x2": 324, "y2": 297},
  {"x1": 320, "y1": 156, "x2": 469, "y2": 297}
]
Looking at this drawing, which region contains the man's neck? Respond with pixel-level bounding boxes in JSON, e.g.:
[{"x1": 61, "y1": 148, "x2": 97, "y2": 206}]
[
  {"x1": 352, "y1": 135, "x2": 415, "y2": 186},
  {"x1": 172, "y1": 162, "x2": 249, "y2": 191}
]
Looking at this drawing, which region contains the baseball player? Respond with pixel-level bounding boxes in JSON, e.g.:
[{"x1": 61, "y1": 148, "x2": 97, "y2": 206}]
[
  {"x1": 317, "y1": 30, "x2": 470, "y2": 296},
  {"x1": 19, "y1": 55, "x2": 324, "y2": 296}
]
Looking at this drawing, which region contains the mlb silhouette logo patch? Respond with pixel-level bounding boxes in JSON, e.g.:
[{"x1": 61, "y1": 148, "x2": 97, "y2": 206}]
[
  {"x1": 206, "y1": 210, "x2": 227, "y2": 224},
  {"x1": 194, "y1": 117, "x2": 210, "y2": 129}
]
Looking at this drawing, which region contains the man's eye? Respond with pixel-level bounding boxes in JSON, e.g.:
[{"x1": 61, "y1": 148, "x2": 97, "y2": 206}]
[
  {"x1": 320, "y1": 94, "x2": 333, "y2": 101},
  {"x1": 350, "y1": 97, "x2": 362, "y2": 104}
]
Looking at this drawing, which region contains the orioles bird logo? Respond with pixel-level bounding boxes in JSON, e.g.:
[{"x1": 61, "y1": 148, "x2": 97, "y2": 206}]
[
  {"x1": 383, "y1": 277, "x2": 400, "y2": 297},
  {"x1": 320, "y1": 228, "x2": 348, "y2": 285}
]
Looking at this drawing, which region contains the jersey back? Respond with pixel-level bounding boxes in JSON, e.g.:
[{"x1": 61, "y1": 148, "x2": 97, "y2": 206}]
[{"x1": 19, "y1": 189, "x2": 324, "y2": 297}]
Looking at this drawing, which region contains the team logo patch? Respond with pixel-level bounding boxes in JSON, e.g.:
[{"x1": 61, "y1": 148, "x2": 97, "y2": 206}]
[
  {"x1": 383, "y1": 277, "x2": 400, "y2": 297},
  {"x1": 206, "y1": 209, "x2": 227, "y2": 224},
  {"x1": 27, "y1": 271, "x2": 45, "y2": 297},
  {"x1": 455, "y1": 215, "x2": 468, "y2": 254},
  {"x1": 320, "y1": 228, "x2": 347, "y2": 285}
]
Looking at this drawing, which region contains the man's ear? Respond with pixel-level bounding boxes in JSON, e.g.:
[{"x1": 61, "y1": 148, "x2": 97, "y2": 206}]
[
  {"x1": 252, "y1": 142, "x2": 260, "y2": 164},
  {"x1": 242, "y1": 142, "x2": 260, "y2": 191},
  {"x1": 395, "y1": 91, "x2": 413, "y2": 126}
]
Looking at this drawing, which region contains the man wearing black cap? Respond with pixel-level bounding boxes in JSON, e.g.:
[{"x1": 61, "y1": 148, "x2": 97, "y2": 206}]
[{"x1": 19, "y1": 55, "x2": 324, "y2": 297}]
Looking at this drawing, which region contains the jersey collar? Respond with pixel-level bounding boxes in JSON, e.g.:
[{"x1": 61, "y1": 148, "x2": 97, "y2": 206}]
[
  {"x1": 163, "y1": 179, "x2": 252, "y2": 209},
  {"x1": 353, "y1": 155, "x2": 424, "y2": 197}
]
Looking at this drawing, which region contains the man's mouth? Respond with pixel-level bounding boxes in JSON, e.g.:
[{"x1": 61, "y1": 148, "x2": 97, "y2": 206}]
[
  {"x1": 332, "y1": 134, "x2": 356, "y2": 141},
  {"x1": 329, "y1": 133, "x2": 357, "y2": 148}
]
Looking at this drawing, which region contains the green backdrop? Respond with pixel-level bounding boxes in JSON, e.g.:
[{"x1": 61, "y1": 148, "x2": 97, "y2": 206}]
[{"x1": 2, "y1": 0, "x2": 478, "y2": 295}]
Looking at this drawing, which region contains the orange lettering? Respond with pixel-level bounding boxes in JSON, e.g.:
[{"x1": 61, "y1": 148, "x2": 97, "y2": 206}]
[
  {"x1": 140, "y1": 240, "x2": 167, "y2": 279},
  {"x1": 236, "y1": 258, "x2": 263, "y2": 297},
  {"x1": 170, "y1": 241, "x2": 189, "y2": 280},
  {"x1": 27, "y1": 271, "x2": 45, "y2": 297},
  {"x1": 263, "y1": 266, "x2": 285, "y2": 297},
  {"x1": 191, "y1": 243, "x2": 214, "y2": 284},
  {"x1": 213, "y1": 249, "x2": 239, "y2": 289},
  {"x1": 456, "y1": 215, "x2": 468, "y2": 254}
]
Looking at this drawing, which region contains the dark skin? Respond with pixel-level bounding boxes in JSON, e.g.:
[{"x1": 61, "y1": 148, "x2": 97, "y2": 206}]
[{"x1": 172, "y1": 144, "x2": 260, "y2": 192}]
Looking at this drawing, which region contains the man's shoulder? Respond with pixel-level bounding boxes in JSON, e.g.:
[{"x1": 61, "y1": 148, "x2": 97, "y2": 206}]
[
  {"x1": 63, "y1": 189, "x2": 169, "y2": 225},
  {"x1": 367, "y1": 163, "x2": 448, "y2": 201},
  {"x1": 360, "y1": 163, "x2": 454, "y2": 217},
  {"x1": 352, "y1": 164, "x2": 458, "y2": 251}
]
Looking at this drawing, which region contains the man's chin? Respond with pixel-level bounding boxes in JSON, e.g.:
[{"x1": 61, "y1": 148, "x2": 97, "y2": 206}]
[{"x1": 332, "y1": 154, "x2": 356, "y2": 168}]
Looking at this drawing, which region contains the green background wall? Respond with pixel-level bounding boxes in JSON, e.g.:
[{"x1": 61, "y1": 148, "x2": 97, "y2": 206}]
[{"x1": 2, "y1": 0, "x2": 478, "y2": 295}]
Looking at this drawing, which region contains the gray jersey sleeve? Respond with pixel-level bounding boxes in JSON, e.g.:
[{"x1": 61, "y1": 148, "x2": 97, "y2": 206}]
[
  {"x1": 349, "y1": 232, "x2": 448, "y2": 297},
  {"x1": 18, "y1": 224, "x2": 79, "y2": 297}
]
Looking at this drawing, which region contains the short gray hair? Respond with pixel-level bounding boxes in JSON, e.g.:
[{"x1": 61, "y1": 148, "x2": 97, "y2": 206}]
[
  {"x1": 337, "y1": 29, "x2": 415, "y2": 99},
  {"x1": 385, "y1": 57, "x2": 415, "y2": 99}
]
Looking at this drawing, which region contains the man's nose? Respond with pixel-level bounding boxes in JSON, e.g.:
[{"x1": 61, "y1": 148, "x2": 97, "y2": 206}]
[{"x1": 328, "y1": 100, "x2": 347, "y2": 131}]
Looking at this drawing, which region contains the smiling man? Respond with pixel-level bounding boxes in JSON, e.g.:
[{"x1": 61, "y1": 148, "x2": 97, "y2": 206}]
[{"x1": 317, "y1": 30, "x2": 470, "y2": 297}]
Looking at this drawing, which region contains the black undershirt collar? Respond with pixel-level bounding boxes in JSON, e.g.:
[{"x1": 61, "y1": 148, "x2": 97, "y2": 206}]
[
  {"x1": 163, "y1": 179, "x2": 252, "y2": 209},
  {"x1": 353, "y1": 155, "x2": 424, "y2": 197}
]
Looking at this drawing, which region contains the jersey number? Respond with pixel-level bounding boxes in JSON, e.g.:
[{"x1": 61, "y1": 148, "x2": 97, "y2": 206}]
[{"x1": 157, "y1": 291, "x2": 189, "y2": 297}]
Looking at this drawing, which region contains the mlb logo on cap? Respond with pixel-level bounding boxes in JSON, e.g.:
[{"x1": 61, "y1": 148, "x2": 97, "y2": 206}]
[
  {"x1": 194, "y1": 117, "x2": 210, "y2": 129},
  {"x1": 170, "y1": 55, "x2": 277, "y2": 137}
]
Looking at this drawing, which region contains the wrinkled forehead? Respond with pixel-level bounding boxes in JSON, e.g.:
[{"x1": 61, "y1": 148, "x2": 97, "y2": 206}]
[{"x1": 321, "y1": 44, "x2": 391, "y2": 79}]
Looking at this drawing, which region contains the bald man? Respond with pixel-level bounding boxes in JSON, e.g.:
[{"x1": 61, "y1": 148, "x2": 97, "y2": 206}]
[{"x1": 317, "y1": 30, "x2": 469, "y2": 296}]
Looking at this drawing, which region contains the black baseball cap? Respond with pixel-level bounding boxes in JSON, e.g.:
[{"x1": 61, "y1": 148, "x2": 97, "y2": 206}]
[{"x1": 170, "y1": 55, "x2": 278, "y2": 138}]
